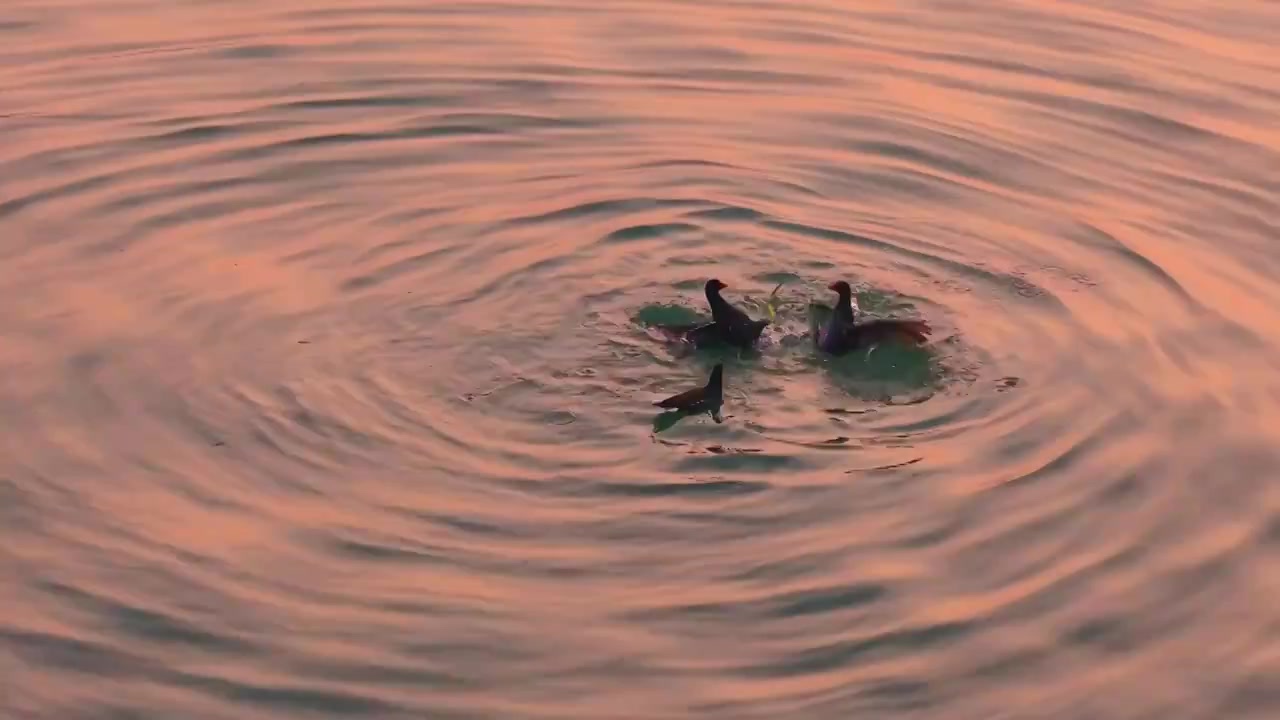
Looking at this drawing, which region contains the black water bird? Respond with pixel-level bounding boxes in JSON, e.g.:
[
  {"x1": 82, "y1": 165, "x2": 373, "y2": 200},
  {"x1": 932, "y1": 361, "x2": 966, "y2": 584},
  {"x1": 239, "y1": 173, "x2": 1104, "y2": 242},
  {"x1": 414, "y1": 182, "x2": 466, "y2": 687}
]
[
  {"x1": 705, "y1": 278, "x2": 770, "y2": 349},
  {"x1": 653, "y1": 363, "x2": 725, "y2": 423},
  {"x1": 657, "y1": 279, "x2": 770, "y2": 351},
  {"x1": 814, "y1": 280, "x2": 932, "y2": 357}
]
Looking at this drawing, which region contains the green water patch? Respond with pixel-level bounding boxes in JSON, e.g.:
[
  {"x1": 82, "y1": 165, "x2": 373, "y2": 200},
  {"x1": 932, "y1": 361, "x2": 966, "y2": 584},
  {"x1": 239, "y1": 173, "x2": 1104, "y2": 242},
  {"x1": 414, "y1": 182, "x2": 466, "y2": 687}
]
[
  {"x1": 820, "y1": 342, "x2": 937, "y2": 389},
  {"x1": 652, "y1": 410, "x2": 692, "y2": 434},
  {"x1": 633, "y1": 303, "x2": 707, "y2": 328}
]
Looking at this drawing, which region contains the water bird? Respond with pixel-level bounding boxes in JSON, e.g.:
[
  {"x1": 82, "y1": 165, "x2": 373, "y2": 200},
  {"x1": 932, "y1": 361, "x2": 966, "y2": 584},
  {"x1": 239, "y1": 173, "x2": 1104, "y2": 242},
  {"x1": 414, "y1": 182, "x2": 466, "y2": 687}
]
[
  {"x1": 656, "y1": 279, "x2": 771, "y2": 351},
  {"x1": 653, "y1": 363, "x2": 725, "y2": 423},
  {"x1": 815, "y1": 280, "x2": 932, "y2": 357}
]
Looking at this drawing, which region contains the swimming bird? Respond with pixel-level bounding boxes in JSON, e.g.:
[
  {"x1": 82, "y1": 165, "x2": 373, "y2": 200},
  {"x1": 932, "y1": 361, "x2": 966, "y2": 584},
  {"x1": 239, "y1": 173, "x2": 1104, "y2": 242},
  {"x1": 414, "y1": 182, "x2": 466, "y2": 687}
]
[
  {"x1": 653, "y1": 363, "x2": 724, "y2": 422},
  {"x1": 653, "y1": 279, "x2": 771, "y2": 351},
  {"x1": 703, "y1": 278, "x2": 770, "y2": 349},
  {"x1": 815, "y1": 280, "x2": 932, "y2": 357}
]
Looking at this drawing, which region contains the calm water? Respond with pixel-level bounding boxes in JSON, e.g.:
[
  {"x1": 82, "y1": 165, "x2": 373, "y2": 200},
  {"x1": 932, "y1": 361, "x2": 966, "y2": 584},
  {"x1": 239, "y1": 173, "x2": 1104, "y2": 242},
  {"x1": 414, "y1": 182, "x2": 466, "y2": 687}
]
[{"x1": 3, "y1": 1, "x2": 1279, "y2": 718}]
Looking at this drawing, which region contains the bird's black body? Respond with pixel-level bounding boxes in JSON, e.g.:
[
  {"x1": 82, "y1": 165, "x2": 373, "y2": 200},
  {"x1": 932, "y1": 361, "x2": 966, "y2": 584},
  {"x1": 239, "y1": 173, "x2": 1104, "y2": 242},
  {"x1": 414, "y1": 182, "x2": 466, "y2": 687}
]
[
  {"x1": 654, "y1": 363, "x2": 724, "y2": 422},
  {"x1": 656, "y1": 279, "x2": 769, "y2": 351},
  {"x1": 815, "y1": 280, "x2": 932, "y2": 356}
]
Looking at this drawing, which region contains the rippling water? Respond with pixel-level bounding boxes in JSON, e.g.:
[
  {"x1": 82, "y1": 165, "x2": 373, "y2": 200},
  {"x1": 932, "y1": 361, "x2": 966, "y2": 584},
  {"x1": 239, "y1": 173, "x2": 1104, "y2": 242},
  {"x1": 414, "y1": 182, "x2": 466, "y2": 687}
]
[{"x1": 4, "y1": 1, "x2": 1280, "y2": 718}]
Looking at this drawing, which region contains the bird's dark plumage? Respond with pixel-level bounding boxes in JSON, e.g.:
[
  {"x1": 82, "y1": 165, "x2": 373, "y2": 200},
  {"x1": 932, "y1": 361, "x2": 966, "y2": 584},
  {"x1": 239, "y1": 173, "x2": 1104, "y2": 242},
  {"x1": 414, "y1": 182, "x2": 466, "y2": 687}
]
[
  {"x1": 702, "y1": 279, "x2": 769, "y2": 349},
  {"x1": 654, "y1": 363, "x2": 724, "y2": 422},
  {"x1": 815, "y1": 280, "x2": 932, "y2": 355},
  {"x1": 654, "y1": 320, "x2": 723, "y2": 348},
  {"x1": 653, "y1": 279, "x2": 769, "y2": 351}
]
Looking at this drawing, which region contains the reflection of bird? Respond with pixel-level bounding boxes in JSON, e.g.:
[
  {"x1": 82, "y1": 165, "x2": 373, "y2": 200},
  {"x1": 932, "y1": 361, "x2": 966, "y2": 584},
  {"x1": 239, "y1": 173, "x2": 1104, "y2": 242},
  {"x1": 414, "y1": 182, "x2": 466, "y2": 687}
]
[
  {"x1": 653, "y1": 363, "x2": 725, "y2": 422},
  {"x1": 815, "y1": 280, "x2": 932, "y2": 357},
  {"x1": 658, "y1": 279, "x2": 769, "y2": 350}
]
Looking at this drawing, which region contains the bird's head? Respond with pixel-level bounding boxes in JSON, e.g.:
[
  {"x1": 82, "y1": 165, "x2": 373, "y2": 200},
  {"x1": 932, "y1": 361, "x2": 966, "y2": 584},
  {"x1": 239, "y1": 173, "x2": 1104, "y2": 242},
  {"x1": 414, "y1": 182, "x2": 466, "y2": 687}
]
[{"x1": 828, "y1": 280, "x2": 853, "y2": 296}]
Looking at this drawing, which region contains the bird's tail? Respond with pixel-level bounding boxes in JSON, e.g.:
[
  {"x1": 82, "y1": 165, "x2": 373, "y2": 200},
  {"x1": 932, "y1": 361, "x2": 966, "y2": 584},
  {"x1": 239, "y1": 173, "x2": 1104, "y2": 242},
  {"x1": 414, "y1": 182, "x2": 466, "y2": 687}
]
[
  {"x1": 892, "y1": 319, "x2": 932, "y2": 344},
  {"x1": 650, "y1": 322, "x2": 706, "y2": 342},
  {"x1": 660, "y1": 322, "x2": 703, "y2": 333}
]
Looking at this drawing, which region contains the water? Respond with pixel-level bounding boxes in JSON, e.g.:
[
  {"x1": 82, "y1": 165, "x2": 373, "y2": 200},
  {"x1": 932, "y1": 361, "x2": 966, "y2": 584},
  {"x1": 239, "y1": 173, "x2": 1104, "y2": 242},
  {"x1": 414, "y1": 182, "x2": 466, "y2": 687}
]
[{"x1": 3, "y1": 1, "x2": 1279, "y2": 717}]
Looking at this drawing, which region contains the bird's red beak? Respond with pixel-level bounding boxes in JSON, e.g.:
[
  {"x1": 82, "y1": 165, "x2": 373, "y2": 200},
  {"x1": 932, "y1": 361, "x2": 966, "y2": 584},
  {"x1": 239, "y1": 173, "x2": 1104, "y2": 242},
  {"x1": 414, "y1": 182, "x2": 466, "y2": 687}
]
[{"x1": 827, "y1": 282, "x2": 838, "y2": 291}]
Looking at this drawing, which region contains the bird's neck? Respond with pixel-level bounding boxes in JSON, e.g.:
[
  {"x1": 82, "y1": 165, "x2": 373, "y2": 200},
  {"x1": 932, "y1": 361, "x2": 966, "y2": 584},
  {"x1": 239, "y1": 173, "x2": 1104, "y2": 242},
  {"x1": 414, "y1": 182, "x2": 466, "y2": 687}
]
[
  {"x1": 706, "y1": 368, "x2": 723, "y2": 395},
  {"x1": 835, "y1": 292, "x2": 856, "y2": 321},
  {"x1": 706, "y1": 289, "x2": 735, "y2": 319}
]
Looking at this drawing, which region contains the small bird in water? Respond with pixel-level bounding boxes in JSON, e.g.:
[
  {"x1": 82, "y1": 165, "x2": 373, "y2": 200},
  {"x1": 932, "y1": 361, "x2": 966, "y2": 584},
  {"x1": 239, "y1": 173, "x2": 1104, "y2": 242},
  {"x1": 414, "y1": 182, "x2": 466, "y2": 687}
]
[
  {"x1": 815, "y1": 280, "x2": 932, "y2": 357},
  {"x1": 658, "y1": 279, "x2": 771, "y2": 351},
  {"x1": 653, "y1": 362, "x2": 725, "y2": 423}
]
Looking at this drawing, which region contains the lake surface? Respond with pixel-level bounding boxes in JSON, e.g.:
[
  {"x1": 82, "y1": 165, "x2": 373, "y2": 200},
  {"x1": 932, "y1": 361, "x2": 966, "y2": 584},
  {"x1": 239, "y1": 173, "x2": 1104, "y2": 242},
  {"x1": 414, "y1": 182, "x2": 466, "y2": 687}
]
[{"x1": 3, "y1": 1, "x2": 1279, "y2": 718}]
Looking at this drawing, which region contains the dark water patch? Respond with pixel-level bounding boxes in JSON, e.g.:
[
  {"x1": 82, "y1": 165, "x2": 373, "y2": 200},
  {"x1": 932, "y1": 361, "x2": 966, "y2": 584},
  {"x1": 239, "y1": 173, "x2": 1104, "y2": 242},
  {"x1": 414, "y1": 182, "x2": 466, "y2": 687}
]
[
  {"x1": 764, "y1": 220, "x2": 898, "y2": 254},
  {"x1": 604, "y1": 222, "x2": 701, "y2": 243},
  {"x1": 633, "y1": 158, "x2": 741, "y2": 171},
  {"x1": 214, "y1": 123, "x2": 537, "y2": 164},
  {"x1": 404, "y1": 511, "x2": 536, "y2": 539},
  {"x1": 0, "y1": 475, "x2": 40, "y2": 531},
  {"x1": 741, "y1": 621, "x2": 975, "y2": 677},
  {"x1": 216, "y1": 44, "x2": 293, "y2": 59},
  {"x1": 0, "y1": 173, "x2": 121, "y2": 219},
  {"x1": 324, "y1": 535, "x2": 447, "y2": 564},
  {"x1": 966, "y1": 644, "x2": 1055, "y2": 682},
  {"x1": 88, "y1": 195, "x2": 292, "y2": 252},
  {"x1": 767, "y1": 583, "x2": 891, "y2": 618},
  {"x1": 728, "y1": 548, "x2": 851, "y2": 586},
  {"x1": 278, "y1": 94, "x2": 457, "y2": 111},
  {"x1": 593, "y1": 478, "x2": 770, "y2": 498},
  {"x1": 0, "y1": 20, "x2": 40, "y2": 32},
  {"x1": 91, "y1": 196, "x2": 291, "y2": 252},
  {"x1": 0, "y1": 628, "x2": 155, "y2": 677},
  {"x1": 683, "y1": 204, "x2": 767, "y2": 222},
  {"x1": 91, "y1": 176, "x2": 270, "y2": 216},
  {"x1": 173, "y1": 673, "x2": 401, "y2": 716},
  {"x1": 503, "y1": 197, "x2": 710, "y2": 227},
  {"x1": 340, "y1": 245, "x2": 461, "y2": 292},
  {"x1": 796, "y1": 163, "x2": 968, "y2": 204},
  {"x1": 1063, "y1": 614, "x2": 1135, "y2": 654},
  {"x1": 1217, "y1": 673, "x2": 1280, "y2": 719},
  {"x1": 751, "y1": 27, "x2": 852, "y2": 48},
  {"x1": 136, "y1": 122, "x2": 285, "y2": 145},
  {"x1": 625, "y1": 582, "x2": 887, "y2": 625},
  {"x1": 1015, "y1": 91, "x2": 1223, "y2": 144},
  {"x1": 844, "y1": 456, "x2": 925, "y2": 473},
  {"x1": 288, "y1": 657, "x2": 475, "y2": 690},
  {"x1": 886, "y1": 512, "x2": 965, "y2": 550},
  {"x1": 913, "y1": 48, "x2": 1160, "y2": 99},
  {"x1": 850, "y1": 140, "x2": 997, "y2": 184},
  {"x1": 671, "y1": 451, "x2": 808, "y2": 473},
  {"x1": 1261, "y1": 515, "x2": 1280, "y2": 547},
  {"x1": 440, "y1": 111, "x2": 603, "y2": 131},
  {"x1": 626, "y1": 66, "x2": 839, "y2": 88},
  {"x1": 655, "y1": 508, "x2": 780, "y2": 531},
  {"x1": 39, "y1": 580, "x2": 254, "y2": 654},
  {"x1": 246, "y1": 425, "x2": 332, "y2": 475},
  {"x1": 287, "y1": 2, "x2": 605, "y2": 20}
]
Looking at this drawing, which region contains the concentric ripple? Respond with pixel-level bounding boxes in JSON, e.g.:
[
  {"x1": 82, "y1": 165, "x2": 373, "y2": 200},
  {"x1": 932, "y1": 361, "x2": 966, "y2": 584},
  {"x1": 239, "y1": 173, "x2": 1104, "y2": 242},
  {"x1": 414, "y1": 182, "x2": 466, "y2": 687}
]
[{"x1": 2, "y1": 0, "x2": 1279, "y2": 718}]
